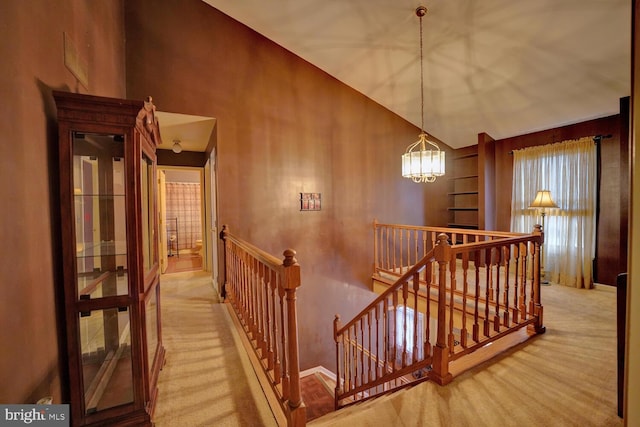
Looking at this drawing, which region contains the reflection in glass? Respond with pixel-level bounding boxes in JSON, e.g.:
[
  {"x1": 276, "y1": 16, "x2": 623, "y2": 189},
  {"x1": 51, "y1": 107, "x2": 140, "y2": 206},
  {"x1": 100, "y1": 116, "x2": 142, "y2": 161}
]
[
  {"x1": 72, "y1": 132, "x2": 128, "y2": 299},
  {"x1": 80, "y1": 307, "x2": 133, "y2": 413},
  {"x1": 141, "y1": 153, "x2": 154, "y2": 274},
  {"x1": 145, "y1": 288, "x2": 158, "y2": 378}
]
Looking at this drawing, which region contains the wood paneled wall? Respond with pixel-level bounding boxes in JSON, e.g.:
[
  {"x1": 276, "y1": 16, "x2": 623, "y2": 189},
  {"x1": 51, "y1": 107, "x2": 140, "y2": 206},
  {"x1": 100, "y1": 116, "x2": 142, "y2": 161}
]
[{"x1": 124, "y1": 0, "x2": 451, "y2": 370}]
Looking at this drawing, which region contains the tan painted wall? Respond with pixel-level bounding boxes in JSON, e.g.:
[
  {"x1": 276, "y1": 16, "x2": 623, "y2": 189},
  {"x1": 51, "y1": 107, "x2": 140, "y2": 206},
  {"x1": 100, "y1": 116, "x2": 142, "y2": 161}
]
[
  {"x1": 124, "y1": 0, "x2": 451, "y2": 369},
  {"x1": 0, "y1": 0, "x2": 126, "y2": 404}
]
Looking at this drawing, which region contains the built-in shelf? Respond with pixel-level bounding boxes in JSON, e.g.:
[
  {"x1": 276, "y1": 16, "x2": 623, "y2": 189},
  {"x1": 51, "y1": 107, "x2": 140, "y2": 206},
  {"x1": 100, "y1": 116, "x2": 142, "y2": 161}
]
[
  {"x1": 452, "y1": 153, "x2": 479, "y2": 160},
  {"x1": 449, "y1": 175, "x2": 479, "y2": 180},
  {"x1": 447, "y1": 223, "x2": 479, "y2": 229},
  {"x1": 450, "y1": 148, "x2": 479, "y2": 230},
  {"x1": 447, "y1": 191, "x2": 479, "y2": 196}
]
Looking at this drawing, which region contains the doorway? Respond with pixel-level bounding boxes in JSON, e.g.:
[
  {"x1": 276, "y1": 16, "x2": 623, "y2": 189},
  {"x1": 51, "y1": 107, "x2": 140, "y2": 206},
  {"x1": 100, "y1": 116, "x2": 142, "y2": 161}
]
[{"x1": 158, "y1": 167, "x2": 205, "y2": 274}]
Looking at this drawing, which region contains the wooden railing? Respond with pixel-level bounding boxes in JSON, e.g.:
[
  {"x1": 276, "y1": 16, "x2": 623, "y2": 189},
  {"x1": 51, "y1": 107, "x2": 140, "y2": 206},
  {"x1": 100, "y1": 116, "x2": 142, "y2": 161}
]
[
  {"x1": 334, "y1": 222, "x2": 545, "y2": 409},
  {"x1": 220, "y1": 225, "x2": 306, "y2": 427}
]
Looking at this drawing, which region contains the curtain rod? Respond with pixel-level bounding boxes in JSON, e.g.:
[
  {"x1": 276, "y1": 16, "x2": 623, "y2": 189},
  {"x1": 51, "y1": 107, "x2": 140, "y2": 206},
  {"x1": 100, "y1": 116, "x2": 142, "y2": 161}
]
[{"x1": 507, "y1": 134, "x2": 612, "y2": 155}]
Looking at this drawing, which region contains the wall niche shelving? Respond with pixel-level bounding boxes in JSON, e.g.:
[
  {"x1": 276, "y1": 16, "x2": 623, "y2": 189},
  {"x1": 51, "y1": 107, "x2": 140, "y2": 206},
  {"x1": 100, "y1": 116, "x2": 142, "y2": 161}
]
[{"x1": 448, "y1": 147, "x2": 479, "y2": 229}]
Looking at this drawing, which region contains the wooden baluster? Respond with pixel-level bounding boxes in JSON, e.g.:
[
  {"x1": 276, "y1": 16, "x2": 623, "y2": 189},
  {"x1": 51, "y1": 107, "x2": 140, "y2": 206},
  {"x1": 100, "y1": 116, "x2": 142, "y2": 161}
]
[
  {"x1": 385, "y1": 227, "x2": 390, "y2": 272},
  {"x1": 278, "y1": 274, "x2": 288, "y2": 399},
  {"x1": 422, "y1": 230, "x2": 428, "y2": 258},
  {"x1": 269, "y1": 270, "x2": 281, "y2": 378},
  {"x1": 412, "y1": 272, "x2": 420, "y2": 362},
  {"x1": 512, "y1": 243, "x2": 520, "y2": 324},
  {"x1": 460, "y1": 252, "x2": 469, "y2": 348},
  {"x1": 391, "y1": 291, "x2": 398, "y2": 372},
  {"x1": 375, "y1": 304, "x2": 380, "y2": 381},
  {"x1": 503, "y1": 245, "x2": 511, "y2": 327},
  {"x1": 429, "y1": 234, "x2": 453, "y2": 385},
  {"x1": 267, "y1": 269, "x2": 276, "y2": 372},
  {"x1": 424, "y1": 262, "x2": 432, "y2": 358},
  {"x1": 359, "y1": 318, "x2": 364, "y2": 388},
  {"x1": 333, "y1": 315, "x2": 341, "y2": 409},
  {"x1": 367, "y1": 311, "x2": 373, "y2": 384},
  {"x1": 521, "y1": 241, "x2": 529, "y2": 319},
  {"x1": 488, "y1": 247, "x2": 495, "y2": 302},
  {"x1": 473, "y1": 249, "x2": 481, "y2": 343},
  {"x1": 401, "y1": 281, "x2": 408, "y2": 367},
  {"x1": 344, "y1": 326, "x2": 350, "y2": 394},
  {"x1": 494, "y1": 245, "x2": 502, "y2": 332},
  {"x1": 448, "y1": 258, "x2": 456, "y2": 351},
  {"x1": 383, "y1": 297, "x2": 389, "y2": 376},
  {"x1": 484, "y1": 247, "x2": 491, "y2": 337},
  {"x1": 373, "y1": 220, "x2": 379, "y2": 275},
  {"x1": 258, "y1": 262, "x2": 266, "y2": 356},
  {"x1": 392, "y1": 227, "x2": 398, "y2": 274}
]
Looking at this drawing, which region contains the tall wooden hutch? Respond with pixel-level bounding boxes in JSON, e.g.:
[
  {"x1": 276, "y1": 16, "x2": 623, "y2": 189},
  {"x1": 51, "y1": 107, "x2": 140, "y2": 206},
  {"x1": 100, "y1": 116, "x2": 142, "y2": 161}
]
[{"x1": 54, "y1": 91, "x2": 164, "y2": 426}]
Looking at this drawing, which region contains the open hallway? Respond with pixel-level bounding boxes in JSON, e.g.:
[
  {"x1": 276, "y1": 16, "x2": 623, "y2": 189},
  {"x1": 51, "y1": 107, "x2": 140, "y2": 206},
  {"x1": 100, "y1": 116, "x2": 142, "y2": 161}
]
[{"x1": 153, "y1": 271, "x2": 277, "y2": 426}]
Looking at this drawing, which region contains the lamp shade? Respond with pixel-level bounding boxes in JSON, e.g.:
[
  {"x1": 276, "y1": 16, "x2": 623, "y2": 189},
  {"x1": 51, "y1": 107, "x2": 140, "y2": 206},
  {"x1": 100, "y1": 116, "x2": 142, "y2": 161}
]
[{"x1": 529, "y1": 190, "x2": 558, "y2": 209}]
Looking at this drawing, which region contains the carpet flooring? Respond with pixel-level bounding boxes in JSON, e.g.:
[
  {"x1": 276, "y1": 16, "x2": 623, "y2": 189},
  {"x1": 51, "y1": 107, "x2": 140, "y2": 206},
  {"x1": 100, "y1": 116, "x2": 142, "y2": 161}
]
[
  {"x1": 152, "y1": 271, "x2": 277, "y2": 426},
  {"x1": 310, "y1": 283, "x2": 623, "y2": 427},
  {"x1": 165, "y1": 254, "x2": 203, "y2": 274},
  {"x1": 152, "y1": 271, "x2": 623, "y2": 426}
]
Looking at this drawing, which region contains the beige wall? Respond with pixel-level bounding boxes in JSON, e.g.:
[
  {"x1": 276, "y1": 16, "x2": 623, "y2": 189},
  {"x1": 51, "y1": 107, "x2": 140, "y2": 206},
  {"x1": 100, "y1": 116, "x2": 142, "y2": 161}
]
[
  {"x1": 0, "y1": 0, "x2": 126, "y2": 403},
  {"x1": 124, "y1": 0, "x2": 450, "y2": 370}
]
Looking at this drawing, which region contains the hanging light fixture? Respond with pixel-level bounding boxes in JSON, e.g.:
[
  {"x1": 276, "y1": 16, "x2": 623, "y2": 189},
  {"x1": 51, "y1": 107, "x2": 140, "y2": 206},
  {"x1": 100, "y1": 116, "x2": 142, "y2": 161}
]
[
  {"x1": 172, "y1": 139, "x2": 183, "y2": 154},
  {"x1": 402, "y1": 6, "x2": 445, "y2": 183}
]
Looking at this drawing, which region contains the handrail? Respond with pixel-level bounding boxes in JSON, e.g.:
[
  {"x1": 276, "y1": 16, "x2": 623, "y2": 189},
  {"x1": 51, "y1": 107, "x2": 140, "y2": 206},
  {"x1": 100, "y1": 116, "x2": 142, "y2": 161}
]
[
  {"x1": 335, "y1": 224, "x2": 545, "y2": 409},
  {"x1": 220, "y1": 225, "x2": 306, "y2": 427}
]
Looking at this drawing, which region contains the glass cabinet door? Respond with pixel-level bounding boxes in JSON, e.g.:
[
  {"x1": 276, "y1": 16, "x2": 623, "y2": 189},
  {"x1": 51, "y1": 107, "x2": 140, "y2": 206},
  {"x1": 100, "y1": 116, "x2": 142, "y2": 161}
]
[
  {"x1": 79, "y1": 307, "x2": 134, "y2": 413},
  {"x1": 72, "y1": 131, "x2": 134, "y2": 415},
  {"x1": 73, "y1": 132, "x2": 128, "y2": 300}
]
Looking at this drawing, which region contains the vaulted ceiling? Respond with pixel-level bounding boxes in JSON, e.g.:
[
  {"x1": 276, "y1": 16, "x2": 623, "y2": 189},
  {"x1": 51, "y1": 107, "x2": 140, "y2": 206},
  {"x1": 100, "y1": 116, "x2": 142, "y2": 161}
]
[{"x1": 202, "y1": 0, "x2": 630, "y2": 149}]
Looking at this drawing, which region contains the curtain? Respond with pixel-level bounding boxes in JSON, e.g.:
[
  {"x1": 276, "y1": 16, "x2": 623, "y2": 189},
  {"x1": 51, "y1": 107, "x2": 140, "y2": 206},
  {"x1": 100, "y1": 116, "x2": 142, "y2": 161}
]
[
  {"x1": 510, "y1": 137, "x2": 596, "y2": 289},
  {"x1": 165, "y1": 182, "x2": 202, "y2": 251}
]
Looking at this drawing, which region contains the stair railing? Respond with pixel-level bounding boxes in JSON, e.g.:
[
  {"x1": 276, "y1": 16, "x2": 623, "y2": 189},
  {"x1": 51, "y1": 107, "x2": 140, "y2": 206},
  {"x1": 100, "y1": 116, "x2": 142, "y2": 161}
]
[
  {"x1": 334, "y1": 226, "x2": 544, "y2": 409},
  {"x1": 220, "y1": 225, "x2": 306, "y2": 427}
]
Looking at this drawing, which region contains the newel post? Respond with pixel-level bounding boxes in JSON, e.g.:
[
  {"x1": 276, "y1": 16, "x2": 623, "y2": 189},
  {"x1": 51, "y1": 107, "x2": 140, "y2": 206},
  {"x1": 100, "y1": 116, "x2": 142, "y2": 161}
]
[
  {"x1": 219, "y1": 224, "x2": 229, "y2": 299},
  {"x1": 282, "y1": 249, "x2": 306, "y2": 427},
  {"x1": 429, "y1": 233, "x2": 453, "y2": 385},
  {"x1": 530, "y1": 225, "x2": 546, "y2": 334}
]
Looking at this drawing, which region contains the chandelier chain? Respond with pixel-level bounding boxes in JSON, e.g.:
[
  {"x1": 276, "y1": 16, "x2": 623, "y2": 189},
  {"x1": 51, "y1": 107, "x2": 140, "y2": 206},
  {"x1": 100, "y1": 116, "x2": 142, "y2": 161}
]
[{"x1": 419, "y1": 11, "x2": 425, "y2": 134}]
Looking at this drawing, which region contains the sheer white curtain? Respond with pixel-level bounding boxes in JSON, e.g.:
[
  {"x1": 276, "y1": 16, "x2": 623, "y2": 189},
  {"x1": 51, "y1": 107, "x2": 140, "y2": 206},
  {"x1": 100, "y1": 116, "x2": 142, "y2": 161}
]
[
  {"x1": 165, "y1": 182, "x2": 202, "y2": 251},
  {"x1": 510, "y1": 137, "x2": 596, "y2": 288}
]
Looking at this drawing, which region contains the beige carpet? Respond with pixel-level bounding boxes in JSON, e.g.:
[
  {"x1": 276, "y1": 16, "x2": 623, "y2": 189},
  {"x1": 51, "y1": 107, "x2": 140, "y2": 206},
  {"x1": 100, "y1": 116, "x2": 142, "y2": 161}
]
[
  {"x1": 152, "y1": 271, "x2": 277, "y2": 427},
  {"x1": 310, "y1": 283, "x2": 623, "y2": 427}
]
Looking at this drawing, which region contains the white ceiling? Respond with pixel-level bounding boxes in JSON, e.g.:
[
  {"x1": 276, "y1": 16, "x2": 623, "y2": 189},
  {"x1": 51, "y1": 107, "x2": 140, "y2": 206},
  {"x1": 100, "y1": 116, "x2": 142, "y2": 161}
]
[
  {"x1": 155, "y1": 111, "x2": 216, "y2": 152},
  {"x1": 203, "y1": 0, "x2": 630, "y2": 149}
]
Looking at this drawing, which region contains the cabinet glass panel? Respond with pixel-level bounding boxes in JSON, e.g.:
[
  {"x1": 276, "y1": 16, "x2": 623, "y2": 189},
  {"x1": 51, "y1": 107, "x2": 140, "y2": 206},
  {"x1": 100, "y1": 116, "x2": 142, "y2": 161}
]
[
  {"x1": 145, "y1": 287, "x2": 158, "y2": 374},
  {"x1": 141, "y1": 153, "x2": 154, "y2": 274},
  {"x1": 72, "y1": 132, "x2": 128, "y2": 299},
  {"x1": 79, "y1": 307, "x2": 134, "y2": 414}
]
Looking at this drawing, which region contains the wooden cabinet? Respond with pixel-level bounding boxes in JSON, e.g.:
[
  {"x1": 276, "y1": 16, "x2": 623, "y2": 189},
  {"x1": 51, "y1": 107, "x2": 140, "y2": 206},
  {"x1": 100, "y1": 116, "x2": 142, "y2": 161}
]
[
  {"x1": 54, "y1": 91, "x2": 164, "y2": 426},
  {"x1": 448, "y1": 147, "x2": 479, "y2": 229}
]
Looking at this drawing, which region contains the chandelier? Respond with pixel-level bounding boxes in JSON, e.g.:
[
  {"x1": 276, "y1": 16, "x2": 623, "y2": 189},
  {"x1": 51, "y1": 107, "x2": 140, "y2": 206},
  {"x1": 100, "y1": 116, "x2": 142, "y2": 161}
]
[{"x1": 402, "y1": 6, "x2": 445, "y2": 183}]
